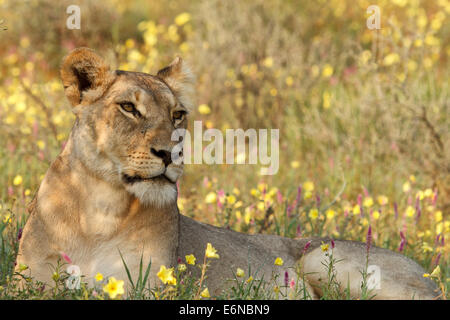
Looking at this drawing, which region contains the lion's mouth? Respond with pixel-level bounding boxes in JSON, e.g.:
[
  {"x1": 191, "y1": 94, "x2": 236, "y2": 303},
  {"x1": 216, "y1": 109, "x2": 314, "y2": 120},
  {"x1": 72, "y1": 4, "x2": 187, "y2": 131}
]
[{"x1": 122, "y1": 173, "x2": 174, "y2": 184}]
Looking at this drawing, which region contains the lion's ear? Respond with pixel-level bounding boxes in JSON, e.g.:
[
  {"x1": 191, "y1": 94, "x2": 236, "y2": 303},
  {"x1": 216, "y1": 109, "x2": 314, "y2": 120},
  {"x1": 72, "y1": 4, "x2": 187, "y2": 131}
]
[
  {"x1": 60, "y1": 47, "x2": 114, "y2": 106},
  {"x1": 157, "y1": 57, "x2": 195, "y2": 111}
]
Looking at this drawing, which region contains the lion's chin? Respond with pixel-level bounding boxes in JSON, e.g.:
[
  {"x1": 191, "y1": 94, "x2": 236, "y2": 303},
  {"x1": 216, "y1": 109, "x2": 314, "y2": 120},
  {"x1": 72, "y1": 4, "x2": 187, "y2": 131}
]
[{"x1": 124, "y1": 180, "x2": 177, "y2": 208}]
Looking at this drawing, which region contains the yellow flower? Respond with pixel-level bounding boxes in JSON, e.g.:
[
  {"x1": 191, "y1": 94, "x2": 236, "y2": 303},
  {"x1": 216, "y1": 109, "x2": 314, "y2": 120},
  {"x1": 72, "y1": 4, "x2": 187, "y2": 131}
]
[
  {"x1": 103, "y1": 277, "x2": 125, "y2": 299},
  {"x1": 178, "y1": 264, "x2": 187, "y2": 272},
  {"x1": 52, "y1": 272, "x2": 59, "y2": 282},
  {"x1": 372, "y1": 211, "x2": 380, "y2": 220},
  {"x1": 291, "y1": 161, "x2": 300, "y2": 169},
  {"x1": 322, "y1": 64, "x2": 333, "y2": 78},
  {"x1": 198, "y1": 104, "x2": 211, "y2": 115},
  {"x1": 359, "y1": 50, "x2": 372, "y2": 65},
  {"x1": 423, "y1": 273, "x2": 430, "y2": 278},
  {"x1": 244, "y1": 208, "x2": 252, "y2": 225},
  {"x1": 226, "y1": 195, "x2": 236, "y2": 205},
  {"x1": 200, "y1": 287, "x2": 210, "y2": 298},
  {"x1": 185, "y1": 254, "x2": 196, "y2": 265},
  {"x1": 309, "y1": 208, "x2": 319, "y2": 220},
  {"x1": 304, "y1": 191, "x2": 313, "y2": 199},
  {"x1": 405, "y1": 206, "x2": 415, "y2": 218},
  {"x1": 326, "y1": 209, "x2": 335, "y2": 219},
  {"x1": 2, "y1": 214, "x2": 11, "y2": 224},
  {"x1": 157, "y1": 265, "x2": 177, "y2": 285},
  {"x1": 377, "y1": 195, "x2": 388, "y2": 206},
  {"x1": 19, "y1": 263, "x2": 28, "y2": 271},
  {"x1": 402, "y1": 181, "x2": 411, "y2": 193},
  {"x1": 424, "y1": 189, "x2": 433, "y2": 198},
  {"x1": 416, "y1": 191, "x2": 424, "y2": 201},
  {"x1": 236, "y1": 268, "x2": 245, "y2": 277},
  {"x1": 13, "y1": 175, "x2": 23, "y2": 186},
  {"x1": 257, "y1": 202, "x2": 265, "y2": 212},
  {"x1": 232, "y1": 188, "x2": 240, "y2": 196},
  {"x1": 20, "y1": 37, "x2": 30, "y2": 48},
  {"x1": 436, "y1": 222, "x2": 443, "y2": 235},
  {"x1": 322, "y1": 91, "x2": 331, "y2": 109},
  {"x1": 125, "y1": 39, "x2": 135, "y2": 49},
  {"x1": 259, "y1": 183, "x2": 269, "y2": 193},
  {"x1": 435, "y1": 211, "x2": 443, "y2": 222},
  {"x1": 383, "y1": 53, "x2": 400, "y2": 66},
  {"x1": 320, "y1": 243, "x2": 329, "y2": 252},
  {"x1": 363, "y1": 197, "x2": 374, "y2": 208},
  {"x1": 37, "y1": 140, "x2": 45, "y2": 150},
  {"x1": 204, "y1": 192, "x2": 217, "y2": 204},
  {"x1": 205, "y1": 243, "x2": 220, "y2": 259},
  {"x1": 174, "y1": 12, "x2": 191, "y2": 26},
  {"x1": 274, "y1": 257, "x2": 284, "y2": 266},
  {"x1": 246, "y1": 276, "x2": 254, "y2": 283},
  {"x1": 407, "y1": 60, "x2": 418, "y2": 72},
  {"x1": 285, "y1": 76, "x2": 294, "y2": 86},
  {"x1": 95, "y1": 273, "x2": 103, "y2": 282},
  {"x1": 303, "y1": 181, "x2": 314, "y2": 192},
  {"x1": 263, "y1": 57, "x2": 273, "y2": 68},
  {"x1": 430, "y1": 266, "x2": 441, "y2": 278},
  {"x1": 422, "y1": 243, "x2": 433, "y2": 253}
]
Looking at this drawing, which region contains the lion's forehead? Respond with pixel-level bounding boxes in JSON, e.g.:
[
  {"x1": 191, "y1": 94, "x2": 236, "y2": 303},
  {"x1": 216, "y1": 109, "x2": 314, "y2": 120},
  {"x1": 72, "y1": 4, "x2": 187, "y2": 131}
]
[{"x1": 108, "y1": 70, "x2": 176, "y2": 107}]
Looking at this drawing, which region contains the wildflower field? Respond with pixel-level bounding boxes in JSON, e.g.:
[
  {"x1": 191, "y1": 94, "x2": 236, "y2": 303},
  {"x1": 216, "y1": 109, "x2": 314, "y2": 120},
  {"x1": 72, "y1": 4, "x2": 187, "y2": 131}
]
[{"x1": 0, "y1": 0, "x2": 448, "y2": 299}]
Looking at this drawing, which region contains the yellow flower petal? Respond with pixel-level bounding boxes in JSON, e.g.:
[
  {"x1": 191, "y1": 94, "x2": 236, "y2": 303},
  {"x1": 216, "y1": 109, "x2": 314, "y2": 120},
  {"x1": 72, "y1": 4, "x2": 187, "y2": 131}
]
[
  {"x1": 205, "y1": 243, "x2": 220, "y2": 259},
  {"x1": 274, "y1": 257, "x2": 284, "y2": 266}
]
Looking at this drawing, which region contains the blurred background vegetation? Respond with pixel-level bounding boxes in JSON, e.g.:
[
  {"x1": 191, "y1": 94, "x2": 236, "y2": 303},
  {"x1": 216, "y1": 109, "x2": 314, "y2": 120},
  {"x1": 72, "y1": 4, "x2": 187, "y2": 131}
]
[{"x1": 0, "y1": 0, "x2": 448, "y2": 291}]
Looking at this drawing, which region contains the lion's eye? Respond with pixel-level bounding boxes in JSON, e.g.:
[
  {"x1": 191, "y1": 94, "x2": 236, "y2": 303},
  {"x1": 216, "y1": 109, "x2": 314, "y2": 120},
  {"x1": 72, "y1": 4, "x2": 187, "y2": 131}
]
[
  {"x1": 119, "y1": 102, "x2": 141, "y2": 117},
  {"x1": 173, "y1": 110, "x2": 186, "y2": 122}
]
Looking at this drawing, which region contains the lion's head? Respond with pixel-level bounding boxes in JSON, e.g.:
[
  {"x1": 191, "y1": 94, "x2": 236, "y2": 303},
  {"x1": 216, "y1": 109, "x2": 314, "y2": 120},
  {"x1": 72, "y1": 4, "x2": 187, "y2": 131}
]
[{"x1": 60, "y1": 48, "x2": 194, "y2": 206}]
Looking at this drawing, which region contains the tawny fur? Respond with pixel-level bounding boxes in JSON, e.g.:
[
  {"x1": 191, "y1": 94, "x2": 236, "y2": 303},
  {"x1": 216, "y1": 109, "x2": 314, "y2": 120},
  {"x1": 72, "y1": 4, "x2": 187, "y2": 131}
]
[{"x1": 16, "y1": 48, "x2": 439, "y2": 299}]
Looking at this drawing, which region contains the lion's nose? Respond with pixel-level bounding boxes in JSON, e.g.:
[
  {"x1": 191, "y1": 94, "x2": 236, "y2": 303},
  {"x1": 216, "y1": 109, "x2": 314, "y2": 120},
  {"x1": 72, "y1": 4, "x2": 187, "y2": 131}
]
[{"x1": 151, "y1": 148, "x2": 172, "y2": 167}]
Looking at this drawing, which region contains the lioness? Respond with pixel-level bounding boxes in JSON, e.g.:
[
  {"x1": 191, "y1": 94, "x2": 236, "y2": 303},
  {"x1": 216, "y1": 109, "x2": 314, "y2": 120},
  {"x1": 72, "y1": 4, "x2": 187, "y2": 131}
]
[{"x1": 17, "y1": 48, "x2": 438, "y2": 299}]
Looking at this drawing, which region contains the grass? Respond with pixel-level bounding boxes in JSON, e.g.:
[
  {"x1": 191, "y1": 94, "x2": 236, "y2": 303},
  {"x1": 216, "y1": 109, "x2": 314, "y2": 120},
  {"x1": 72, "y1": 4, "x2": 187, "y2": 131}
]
[{"x1": 0, "y1": 0, "x2": 448, "y2": 299}]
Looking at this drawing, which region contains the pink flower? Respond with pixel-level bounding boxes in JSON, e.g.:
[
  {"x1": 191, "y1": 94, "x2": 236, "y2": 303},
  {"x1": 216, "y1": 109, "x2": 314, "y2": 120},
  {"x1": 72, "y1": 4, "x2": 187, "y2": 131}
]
[
  {"x1": 344, "y1": 209, "x2": 349, "y2": 218},
  {"x1": 284, "y1": 271, "x2": 289, "y2": 287},
  {"x1": 59, "y1": 251, "x2": 72, "y2": 264},
  {"x1": 289, "y1": 278, "x2": 296, "y2": 290},
  {"x1": 295, "y1": 186, "x2": 302, "y2": 204},
  {"x1": 393, "y1": 202, "x2": 399, "y2": 219},
  {"x1": 434, "y1": 253, "x2": 441, "y2": 266},
  {"x1": 331, "y1": 239, "x2": 335, "y2": 249},
  {"x1": 357, "y1": 194, "x2": 362, "y2": 206},
  {"x1": 32, "y1": 121, "x2": 39, "y2": 138},
  {"x1": 432, "y1": 190, "x2": 438, "y2": 206},
  {"x1": 363, "y1": 187, "x2": 369, "y2": 197},
  {"x1": 217, "y1": 189, "x2": 225, "y2": 198},
  {"x1": 277, "y1": 190, "x2": 283, "y2": 204},
  {"x1": 398, "y1": 232, "x2": 406, "y2": 252},
  {"x1": 296, "y1": 225, "x2": 301, "y2": 238},
  {"x1": 302, "y1": 240, "x2": 312, "y2": 255}
]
